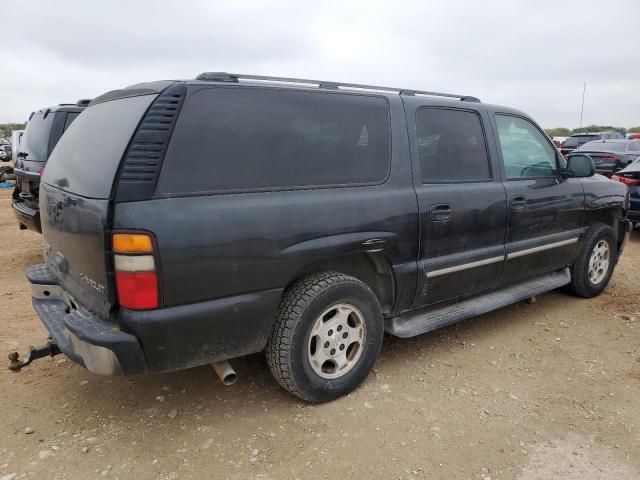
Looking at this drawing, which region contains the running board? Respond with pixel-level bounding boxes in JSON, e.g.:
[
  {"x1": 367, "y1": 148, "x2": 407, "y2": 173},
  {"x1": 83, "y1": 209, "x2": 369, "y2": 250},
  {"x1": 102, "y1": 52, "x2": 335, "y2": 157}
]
[{"x1": 386, "y1": 268, "x2": 571, "y2": 338}]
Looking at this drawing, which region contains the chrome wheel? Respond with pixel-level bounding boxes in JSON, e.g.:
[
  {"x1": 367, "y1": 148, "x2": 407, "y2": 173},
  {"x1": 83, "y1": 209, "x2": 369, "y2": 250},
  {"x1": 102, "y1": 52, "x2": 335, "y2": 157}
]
[
  {"x1": 588, "y1": 239, "x2": 610, "y2": 285},
  {"x1": 307, "y1": 303, "x2": 366, "y2": 379}
]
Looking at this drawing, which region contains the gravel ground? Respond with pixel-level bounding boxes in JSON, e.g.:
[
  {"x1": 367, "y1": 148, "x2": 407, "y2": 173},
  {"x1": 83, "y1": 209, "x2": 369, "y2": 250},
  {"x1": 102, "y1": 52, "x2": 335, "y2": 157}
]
[{"x1": 0, "y1": 188, "x2": 639, "y2": 480}]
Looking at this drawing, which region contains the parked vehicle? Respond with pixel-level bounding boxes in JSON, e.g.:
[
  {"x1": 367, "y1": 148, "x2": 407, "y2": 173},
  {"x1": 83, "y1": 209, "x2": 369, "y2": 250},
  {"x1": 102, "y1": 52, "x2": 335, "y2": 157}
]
[
  {"x1": 11, "y1": 129, "x2": 24, "y2": 165},
  {"x1": 14, "y1": 73, "x2": 632, "y2": 403},
  {"x1": 560, "y1": 132, "x2": 624, "y2": 157},
  {"x1": 628, "y1": 133, "x2": 640, "y2": 140},
  {"x1": 12, "y1": 101, "x2": 88, "y2": 232},
  {"x1": 569, "y1": 139, "x2": 640, "y2": 177},
  {"x1": 612, "y1": 160, "x2": 640, "y2": 227},
  {"x1": 0, "y1": 144, "x2": 11, "y2": 161}
]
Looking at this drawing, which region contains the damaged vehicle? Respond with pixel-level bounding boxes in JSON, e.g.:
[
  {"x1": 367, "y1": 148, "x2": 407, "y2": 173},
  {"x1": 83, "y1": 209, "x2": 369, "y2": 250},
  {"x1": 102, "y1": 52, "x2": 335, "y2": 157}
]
[{"x1": 10, "y1": 73, "x2": 632, "y2": 403}]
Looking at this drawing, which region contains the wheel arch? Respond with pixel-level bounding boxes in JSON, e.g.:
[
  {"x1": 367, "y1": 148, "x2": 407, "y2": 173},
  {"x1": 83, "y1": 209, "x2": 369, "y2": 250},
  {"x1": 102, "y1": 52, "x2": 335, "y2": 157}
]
[{"x1": 285, "y1": 253, "x2": 396, "y2": 316}]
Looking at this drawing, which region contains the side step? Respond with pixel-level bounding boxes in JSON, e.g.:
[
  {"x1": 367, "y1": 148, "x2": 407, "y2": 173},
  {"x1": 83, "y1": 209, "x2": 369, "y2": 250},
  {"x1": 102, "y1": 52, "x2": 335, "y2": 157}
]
[{"x1": 386, "y1": 268, "x2": 570, "y2": 338}]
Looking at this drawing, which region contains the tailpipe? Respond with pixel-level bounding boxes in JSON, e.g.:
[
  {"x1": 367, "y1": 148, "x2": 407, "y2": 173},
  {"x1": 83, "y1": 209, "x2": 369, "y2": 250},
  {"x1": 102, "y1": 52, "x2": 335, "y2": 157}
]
[{"x1": 211, "y1": 360, "x2": 238, "y2": 386}]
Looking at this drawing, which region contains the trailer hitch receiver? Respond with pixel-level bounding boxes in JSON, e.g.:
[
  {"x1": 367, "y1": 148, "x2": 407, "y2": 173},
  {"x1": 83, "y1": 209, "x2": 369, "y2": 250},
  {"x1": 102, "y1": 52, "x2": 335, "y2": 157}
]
[{"x1": 8, "y1": 339, "x2": 61, "y2": 372}]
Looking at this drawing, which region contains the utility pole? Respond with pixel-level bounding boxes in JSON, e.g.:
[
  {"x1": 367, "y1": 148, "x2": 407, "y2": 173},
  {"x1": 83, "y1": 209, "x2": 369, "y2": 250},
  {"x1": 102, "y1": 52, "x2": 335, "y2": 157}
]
[{"x1": 579, "y1": 81, "x2": 586, "y2": 129}]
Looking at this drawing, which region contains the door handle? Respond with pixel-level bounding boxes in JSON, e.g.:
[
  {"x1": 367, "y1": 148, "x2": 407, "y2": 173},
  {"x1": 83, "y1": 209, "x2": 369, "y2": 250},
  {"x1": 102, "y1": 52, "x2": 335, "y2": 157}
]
[
  {"x1": 430, "y1": 203, "x2": 452, "y2": 221},
  {"x1": 510, "y1": 196, "x2": 527, "y2": 212}
]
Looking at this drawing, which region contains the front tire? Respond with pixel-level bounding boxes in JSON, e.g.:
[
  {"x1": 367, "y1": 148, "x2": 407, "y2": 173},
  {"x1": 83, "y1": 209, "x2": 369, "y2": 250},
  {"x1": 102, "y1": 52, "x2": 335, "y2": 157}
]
[
  {"x1": 567, "y1": 223, "x2": 617, "y2": 298},
  {"x1": 266, "y1": 272, "x2": 384, "y2": 403}
]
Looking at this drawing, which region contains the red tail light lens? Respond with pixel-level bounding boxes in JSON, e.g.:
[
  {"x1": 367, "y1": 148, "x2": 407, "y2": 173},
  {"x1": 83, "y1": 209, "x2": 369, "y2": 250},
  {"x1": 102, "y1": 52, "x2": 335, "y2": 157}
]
[
  {"x1": 113, "y1": 232, "x2": 159, "y2": 310},
  {"x1": 39, "y1": 167, "x2": 45, "y2": 176},
  {"x1": 612, "y1": 175, "x2": 639, "y2": 186},
  {"x1": 115, "y1": 271, "x2": 159, "y2": 310}
]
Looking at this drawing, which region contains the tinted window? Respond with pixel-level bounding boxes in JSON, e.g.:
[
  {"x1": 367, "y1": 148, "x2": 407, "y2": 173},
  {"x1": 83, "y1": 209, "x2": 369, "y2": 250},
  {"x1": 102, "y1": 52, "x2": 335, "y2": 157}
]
[
  {"x1": 415, "y1": 108, "x2": 490, "y2": 182},
  {"x1": 63, "y1": 112, "x2": 80, "y2": 131},
  {"x1": 20, "y1": 112, "x2": 54, "y2": 162},
  {"x1": 564, "y1": 135, "x2": 599, "y2": 148},
  {"x1": 157, "y1": 87, "x2": 390, "y2": 194},
  {"x1": 44, "y1": 95, "x2": 156, "y2": 198},
  {"x1": 578, "y1": 141, "x2": 627, "y2": 153},
  {"x1": 496, "y1": 115, "x2": 557, "y2": 179}
]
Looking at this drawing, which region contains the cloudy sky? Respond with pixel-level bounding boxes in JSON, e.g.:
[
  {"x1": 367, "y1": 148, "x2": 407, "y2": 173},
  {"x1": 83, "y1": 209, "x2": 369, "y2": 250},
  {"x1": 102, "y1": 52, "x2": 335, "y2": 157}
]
[{"x1": 1, "y1": 0, "x2": 638, "y2": 128}]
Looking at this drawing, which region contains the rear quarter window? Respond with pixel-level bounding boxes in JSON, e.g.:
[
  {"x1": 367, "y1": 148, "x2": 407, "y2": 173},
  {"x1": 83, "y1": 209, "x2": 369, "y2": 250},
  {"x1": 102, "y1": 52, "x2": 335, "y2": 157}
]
[
  {"x1": 43, "y1": 95, "x2": 156, "y2": 198},
  {"x1": 157, "y1": 87, "x2": 391, "y2": 194}
]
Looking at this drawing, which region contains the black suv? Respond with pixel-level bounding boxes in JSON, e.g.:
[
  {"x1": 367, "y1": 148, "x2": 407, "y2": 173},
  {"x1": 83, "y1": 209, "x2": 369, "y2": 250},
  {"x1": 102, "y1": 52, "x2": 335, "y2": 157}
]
[
  {"x1": 19, "y1": 73, "x2": 632, "y2": 403},
  {"x1": 12, "y1": 101, "x2": 88, "y2": 232}
]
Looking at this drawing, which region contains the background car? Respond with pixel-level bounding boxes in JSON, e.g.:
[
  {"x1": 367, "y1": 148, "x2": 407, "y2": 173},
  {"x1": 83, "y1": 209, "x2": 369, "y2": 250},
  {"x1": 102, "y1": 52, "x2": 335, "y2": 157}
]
[
  {"x1": 12, "y1": 101, "x2": 88, "y2": 231},
  {"x1": 10, "y1": 129, "x2": 24, "y2": 165},
  {"x1": 0, "y1": 144, "x2": 11, "y2": 161},
  {"x1": 560, "y1": 131, "x2": 624, "y2": 157},
  {"x1": 569, "y1": 139, "x2": 640, "y2": 177},
  {"x1": 611, "y1": 159, "x2": 640, "y2": 227}
]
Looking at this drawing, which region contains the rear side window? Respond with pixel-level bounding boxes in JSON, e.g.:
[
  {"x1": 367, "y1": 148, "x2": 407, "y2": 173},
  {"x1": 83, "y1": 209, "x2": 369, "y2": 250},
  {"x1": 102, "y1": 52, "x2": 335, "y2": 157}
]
[
  {"x1": 63, "y1": 112, "x2": 80, "y2": 131},
  {"x1": 415, "y1": 108, "x2": 491, "y2": 182},
  {"x1": 157, "y1": 87, "x2": 390, "y2": 194},
  {"x1": 44, "y1": 95, "x2": 156, "y2": 199},
  {"x1": 20, "y1": 112, "x2": 54, "y2": 162}
]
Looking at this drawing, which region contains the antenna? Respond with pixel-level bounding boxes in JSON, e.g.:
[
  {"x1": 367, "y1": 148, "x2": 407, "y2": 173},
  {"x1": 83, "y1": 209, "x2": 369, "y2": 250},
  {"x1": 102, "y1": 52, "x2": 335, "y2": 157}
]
[{"x1": 579, "y1": 81, "x2": 586, "y2": 129}]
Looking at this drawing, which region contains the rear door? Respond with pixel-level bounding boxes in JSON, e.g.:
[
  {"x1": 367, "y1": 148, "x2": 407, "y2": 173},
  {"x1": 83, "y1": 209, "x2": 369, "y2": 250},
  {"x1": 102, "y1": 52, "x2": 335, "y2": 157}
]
[
  {"x1": 40, "y1": 94, "x2": 157, "y2": 317},
  {"x1": 491, "y1": 113, "x2": 584, "y2": 283},
  {"x1": 404, "y1": 100, "x2": 508, "y2": 307}
]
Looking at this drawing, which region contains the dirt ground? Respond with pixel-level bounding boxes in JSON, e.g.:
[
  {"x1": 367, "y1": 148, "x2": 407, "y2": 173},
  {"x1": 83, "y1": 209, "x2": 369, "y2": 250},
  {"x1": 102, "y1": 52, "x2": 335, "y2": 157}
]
[{"x1": 0, "y1": 188, "x2": 639, "y2": 480}]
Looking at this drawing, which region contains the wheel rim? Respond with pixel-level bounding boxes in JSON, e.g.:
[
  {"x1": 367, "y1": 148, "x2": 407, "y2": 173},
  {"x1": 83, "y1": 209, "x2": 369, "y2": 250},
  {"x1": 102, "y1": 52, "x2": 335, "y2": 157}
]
[
  {"x1": 307, "y1": 303, "x2": 366, "y2": 379},
  {"x1": 588, "y1": 239, "x2": 610, "y2": 285}
]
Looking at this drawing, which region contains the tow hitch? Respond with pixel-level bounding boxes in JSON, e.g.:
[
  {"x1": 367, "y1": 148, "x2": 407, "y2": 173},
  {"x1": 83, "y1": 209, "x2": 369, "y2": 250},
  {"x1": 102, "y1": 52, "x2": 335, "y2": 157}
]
[{"x1": 8, "y1": 339, "x2": 61, "y2": 372}]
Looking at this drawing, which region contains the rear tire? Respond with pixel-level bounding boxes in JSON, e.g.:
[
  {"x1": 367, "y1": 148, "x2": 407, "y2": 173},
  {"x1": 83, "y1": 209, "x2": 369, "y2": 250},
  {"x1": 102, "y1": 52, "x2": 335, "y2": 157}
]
[
  {"x1": 266, "y1": 272, "x2": 384, "y2": 403},
  {"x1": 567, "y1": 223, "x2": 617, "y2": 298}
]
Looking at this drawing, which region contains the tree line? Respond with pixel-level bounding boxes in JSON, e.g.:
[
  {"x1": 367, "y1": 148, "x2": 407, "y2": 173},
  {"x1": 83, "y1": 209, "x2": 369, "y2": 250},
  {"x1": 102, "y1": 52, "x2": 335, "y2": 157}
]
[
  {"x1": 0, "y1": 123, "x2": 27, "y2": 140},
  {"x1": 545, "y1": 125, "x2": 640, "y2": 137}
]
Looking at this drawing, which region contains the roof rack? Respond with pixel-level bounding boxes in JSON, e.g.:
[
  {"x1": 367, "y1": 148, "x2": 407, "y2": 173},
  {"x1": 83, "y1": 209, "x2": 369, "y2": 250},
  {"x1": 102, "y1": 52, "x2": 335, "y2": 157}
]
[
  {"x1": 76, "y1": 99, "x2": 91, "y2": 107},
  {"x1": 195, "y1": 72, "x2": 481, "y2": 103}
]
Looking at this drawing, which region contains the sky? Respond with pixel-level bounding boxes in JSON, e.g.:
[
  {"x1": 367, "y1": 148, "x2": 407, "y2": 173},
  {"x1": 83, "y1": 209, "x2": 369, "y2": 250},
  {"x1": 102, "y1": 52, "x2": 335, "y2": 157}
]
[{"x1": 1, "y1": 0, "x2": 638, "y2": 128}]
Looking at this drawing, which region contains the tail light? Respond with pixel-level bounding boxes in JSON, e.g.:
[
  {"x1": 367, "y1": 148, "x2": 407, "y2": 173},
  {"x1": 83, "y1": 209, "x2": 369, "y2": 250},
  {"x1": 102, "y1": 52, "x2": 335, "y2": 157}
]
[
  {"x1": 611, "y1": 175, "x2": 639, "y2": 186},
  {"x1": 112, "y1": 232, "x2": 159, "y2": 310},
  {"x1": 38, "y1": 167, "x2": 45, "y2": 176},
  {"x1": 601, "y1": 155, "x2": 619, "y2": 161}
]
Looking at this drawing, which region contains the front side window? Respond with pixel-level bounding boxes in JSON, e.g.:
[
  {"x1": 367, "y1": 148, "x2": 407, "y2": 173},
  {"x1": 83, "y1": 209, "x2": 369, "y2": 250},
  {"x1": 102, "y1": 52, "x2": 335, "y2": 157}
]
[
  {"x1": 415, "y1": 108, "x2": 491, "y2": 182},
  {"x1": 495, "y1": 115, "x2": 557, "y2": 179},
  {"x1": 157, "y1": 87, "x2": 391, "y2": 194}
]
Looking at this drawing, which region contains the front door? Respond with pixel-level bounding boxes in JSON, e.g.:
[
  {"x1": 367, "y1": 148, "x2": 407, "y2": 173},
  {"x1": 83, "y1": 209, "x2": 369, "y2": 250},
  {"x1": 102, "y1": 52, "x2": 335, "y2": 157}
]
[
  {"x1": 492, "y1": 114, "x2": 584, "y2": 283},
  {"x1": 406, "y1": 104, "x2": 508, "y2": 307}
]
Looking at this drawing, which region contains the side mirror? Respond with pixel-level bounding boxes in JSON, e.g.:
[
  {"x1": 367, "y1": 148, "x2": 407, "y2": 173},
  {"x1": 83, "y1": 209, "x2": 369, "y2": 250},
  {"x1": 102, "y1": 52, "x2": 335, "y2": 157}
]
[{"x1": 563, "y1": 154, "x2": 596, "y2": 178}]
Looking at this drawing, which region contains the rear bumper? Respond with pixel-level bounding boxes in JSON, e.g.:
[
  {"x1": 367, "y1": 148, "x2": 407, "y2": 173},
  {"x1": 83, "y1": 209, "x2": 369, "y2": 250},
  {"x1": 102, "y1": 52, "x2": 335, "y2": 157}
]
[
  {"x1": 27, "y1": 264, "x2": 147, "y2": 375},
  {"x1": 12, "y1": 197, "x2": 41, "y2": 232},
  {"x1": 27, "y1": 263, "x2": 282, "y2": 375}
]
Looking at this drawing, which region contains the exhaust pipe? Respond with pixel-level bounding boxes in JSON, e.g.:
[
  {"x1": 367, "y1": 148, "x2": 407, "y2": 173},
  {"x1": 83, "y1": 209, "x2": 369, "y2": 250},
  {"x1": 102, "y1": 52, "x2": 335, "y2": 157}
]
[{"x1": 211, "y1": 360, "x2": 238, "y2": 386}]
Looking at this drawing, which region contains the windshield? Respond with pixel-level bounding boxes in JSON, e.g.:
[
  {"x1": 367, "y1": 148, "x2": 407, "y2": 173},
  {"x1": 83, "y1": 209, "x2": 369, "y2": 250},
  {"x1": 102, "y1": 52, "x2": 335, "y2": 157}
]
[
  {"x1": 20, "y1": 112, "x2": 54, "y2": 162},
  {"x1": 578, "y1": 141, "x2": 628, "y2": 153}
]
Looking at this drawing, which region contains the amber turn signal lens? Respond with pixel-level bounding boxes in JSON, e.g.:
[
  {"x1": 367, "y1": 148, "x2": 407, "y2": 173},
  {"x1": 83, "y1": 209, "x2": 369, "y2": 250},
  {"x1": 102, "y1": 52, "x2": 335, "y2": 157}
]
[{"x1": 112, "y1": 233, "x2": 153, "y2": 253}]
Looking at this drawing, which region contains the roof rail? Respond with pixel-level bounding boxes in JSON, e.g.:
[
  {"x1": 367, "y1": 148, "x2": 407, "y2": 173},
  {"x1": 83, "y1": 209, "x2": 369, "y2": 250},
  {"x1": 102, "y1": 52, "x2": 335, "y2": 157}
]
[
  {"x1": 195, "y1": 72, "x2": 481, "y2": 103},
  {"x1": 76, "y1": 99, "x2": 91, "y2": 107}
]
